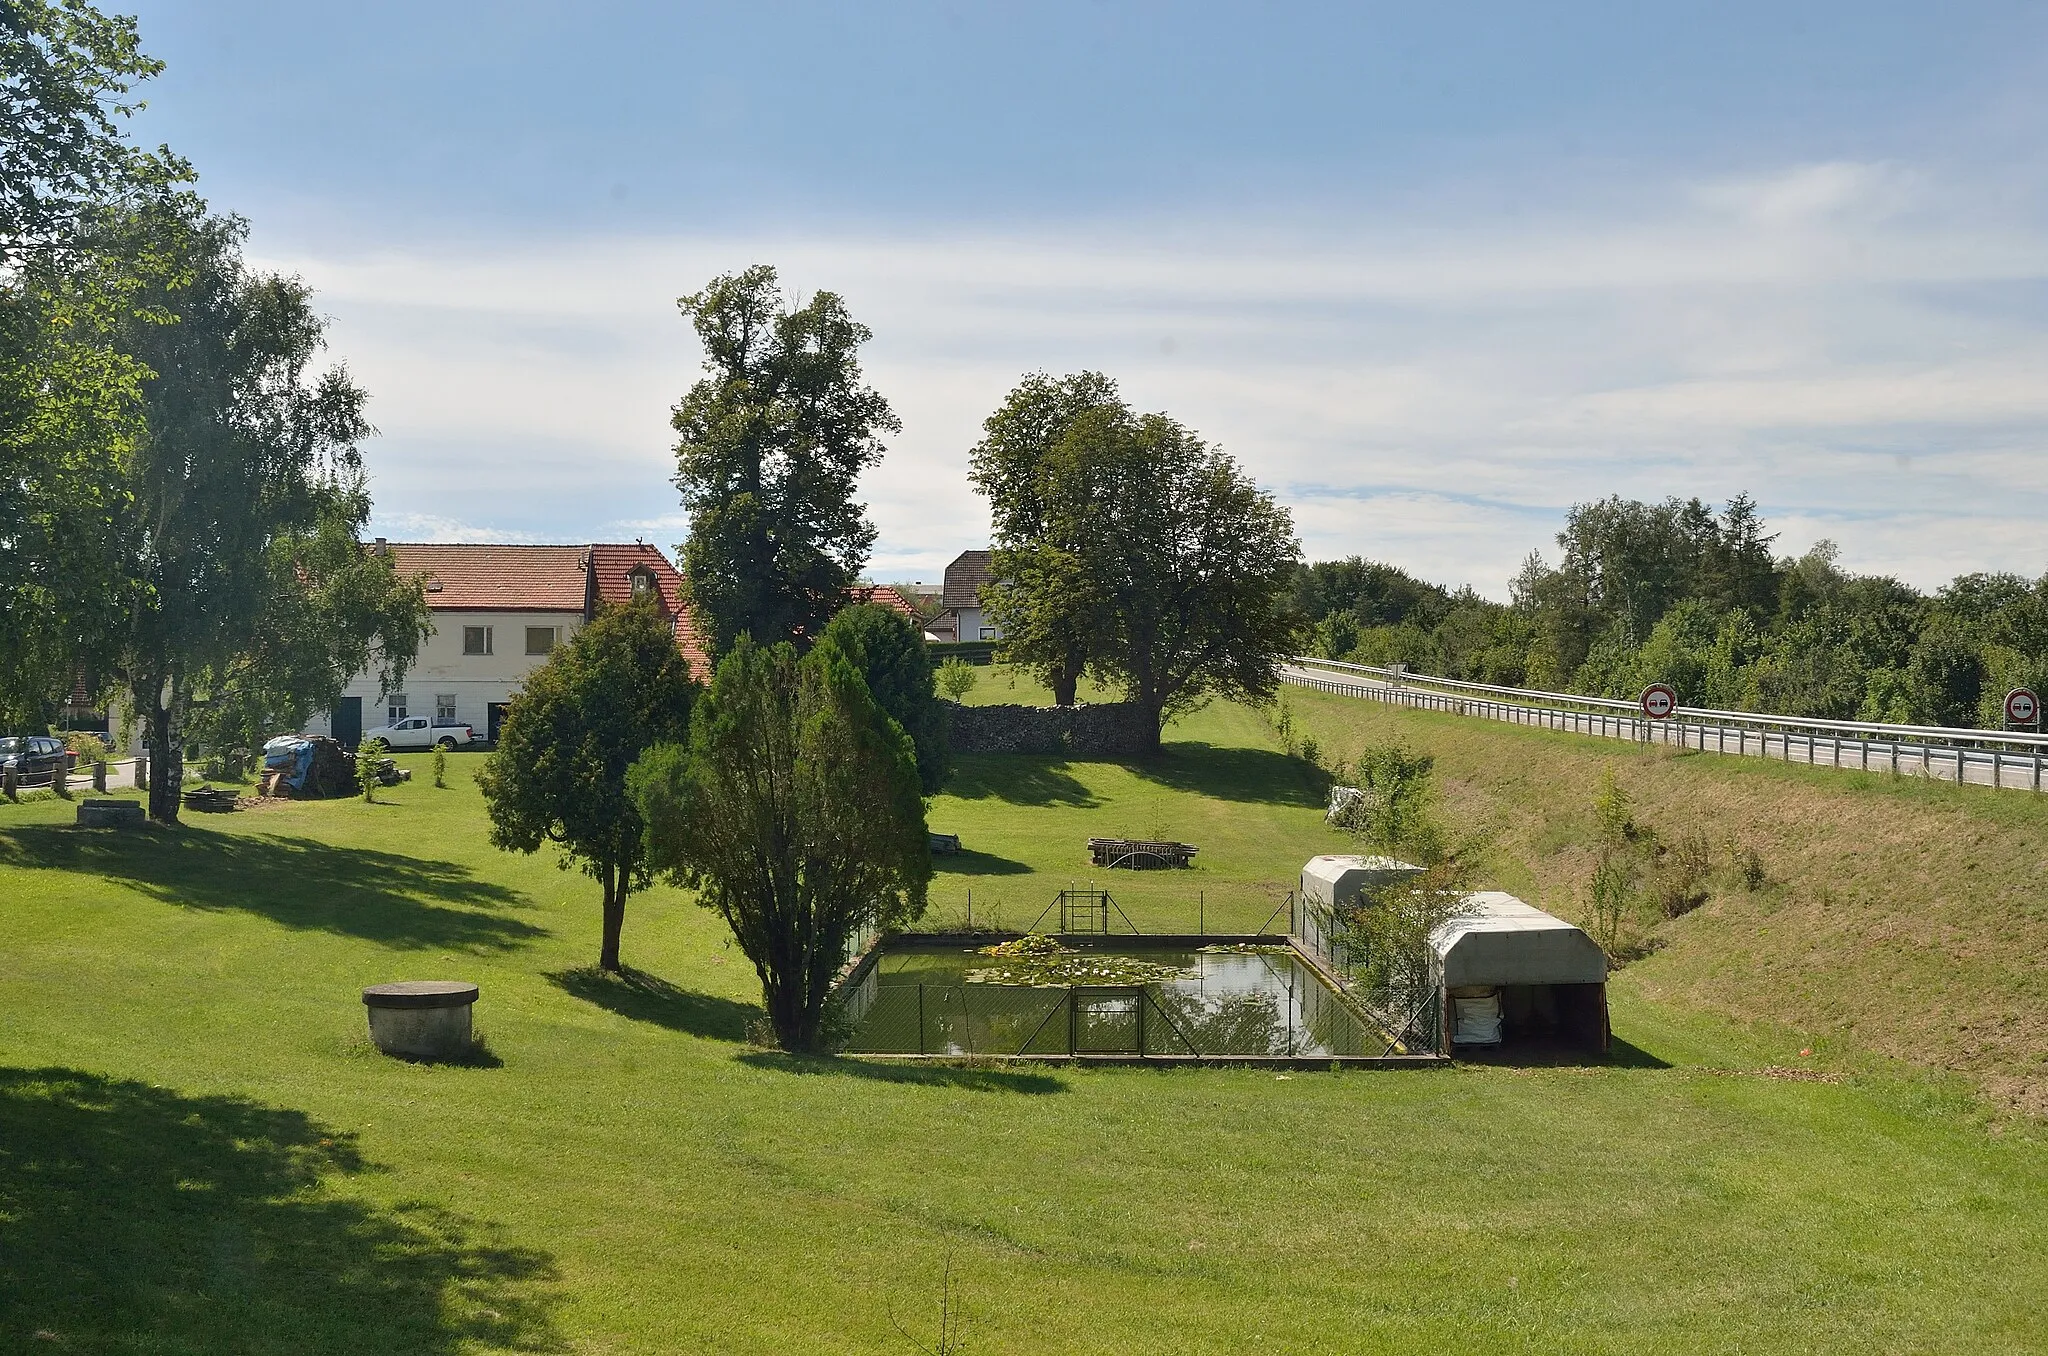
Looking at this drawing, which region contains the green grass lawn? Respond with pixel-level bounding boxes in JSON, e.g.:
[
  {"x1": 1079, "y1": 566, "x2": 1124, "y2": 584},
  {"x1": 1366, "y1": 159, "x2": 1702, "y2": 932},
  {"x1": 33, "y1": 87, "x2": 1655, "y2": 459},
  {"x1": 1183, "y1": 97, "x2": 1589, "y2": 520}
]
[{"x1": 2, "y1": 699, "x2": 2046, "y2": 1353}]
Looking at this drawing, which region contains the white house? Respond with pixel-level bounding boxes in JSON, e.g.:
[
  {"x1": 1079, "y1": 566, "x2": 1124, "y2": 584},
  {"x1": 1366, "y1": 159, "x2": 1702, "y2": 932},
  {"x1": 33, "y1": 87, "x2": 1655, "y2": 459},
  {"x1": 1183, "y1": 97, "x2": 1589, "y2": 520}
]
[
  {"x1": 929, "y1": 550, "x2": 1002, "y2": 644},
  {"x1": 306, "y1": 541, "x2": 704, "y2": 746}
]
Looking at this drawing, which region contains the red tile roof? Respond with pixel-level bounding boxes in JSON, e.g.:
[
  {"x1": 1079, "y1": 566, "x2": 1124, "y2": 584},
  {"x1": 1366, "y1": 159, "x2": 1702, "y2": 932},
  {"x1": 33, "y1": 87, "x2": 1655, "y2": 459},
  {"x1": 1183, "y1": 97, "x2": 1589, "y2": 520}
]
[
  {"x1": 376, "y1": 540, "x2": 711, "y2": 680},
  {"x1": 381, "y1": 543, "x2": 587, "y2": 612},
  {"x1": 587, "y1": 542, "x2": 711, "y2": 681},
  {"x1": 846, "y1": 584, "x2": 921, "y2": 620}
]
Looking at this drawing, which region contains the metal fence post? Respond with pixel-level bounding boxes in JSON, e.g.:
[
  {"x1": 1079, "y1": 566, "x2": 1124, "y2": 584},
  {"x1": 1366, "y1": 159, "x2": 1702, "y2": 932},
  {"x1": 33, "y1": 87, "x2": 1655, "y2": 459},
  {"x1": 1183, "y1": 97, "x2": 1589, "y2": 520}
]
[{"x1": 917, "y1": 984, "x2": 926, "y2": 1056}]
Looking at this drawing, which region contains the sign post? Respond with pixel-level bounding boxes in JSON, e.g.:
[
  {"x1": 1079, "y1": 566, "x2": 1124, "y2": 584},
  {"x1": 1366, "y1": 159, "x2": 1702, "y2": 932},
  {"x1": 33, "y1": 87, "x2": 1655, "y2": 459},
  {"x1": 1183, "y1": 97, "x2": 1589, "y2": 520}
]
[{"x1": 2005, "y1": 687, "x2": 2040, "y2": 730}]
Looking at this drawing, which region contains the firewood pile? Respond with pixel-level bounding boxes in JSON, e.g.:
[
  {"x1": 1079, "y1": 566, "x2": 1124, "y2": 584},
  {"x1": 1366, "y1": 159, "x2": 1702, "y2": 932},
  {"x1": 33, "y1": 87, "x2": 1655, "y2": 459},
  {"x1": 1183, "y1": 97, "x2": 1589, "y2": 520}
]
[
  {"x1": 181, "y1": 786, "x2": 239, "y2": 813},
  {"x1": 367, "y1": 757, "x2": 411, "y2": 787},
  {"x1": 258, "y1": 735, "x2": 360, "y2": 799}
]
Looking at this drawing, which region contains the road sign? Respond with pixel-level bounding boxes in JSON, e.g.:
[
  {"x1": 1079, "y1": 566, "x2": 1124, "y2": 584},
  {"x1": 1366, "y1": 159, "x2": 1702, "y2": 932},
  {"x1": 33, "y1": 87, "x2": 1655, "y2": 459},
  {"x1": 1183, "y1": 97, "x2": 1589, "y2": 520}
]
[
  {"x1": 1639, "y1": 684, "x2": 1678, "y2": 720},
  {"x1": 2006, "y1": 687, "x2": 2041, "y2": 726}
]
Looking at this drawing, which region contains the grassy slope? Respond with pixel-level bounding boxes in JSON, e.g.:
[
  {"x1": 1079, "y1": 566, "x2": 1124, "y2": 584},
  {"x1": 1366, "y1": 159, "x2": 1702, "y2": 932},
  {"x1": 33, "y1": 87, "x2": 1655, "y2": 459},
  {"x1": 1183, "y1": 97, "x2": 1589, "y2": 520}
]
[
  {"x1": 1283, "y1": 683, "x2": 2048, "y2": 1115},
  {"x1": 0, "y1": 707, "x2": 2041, "y2": 1353}
]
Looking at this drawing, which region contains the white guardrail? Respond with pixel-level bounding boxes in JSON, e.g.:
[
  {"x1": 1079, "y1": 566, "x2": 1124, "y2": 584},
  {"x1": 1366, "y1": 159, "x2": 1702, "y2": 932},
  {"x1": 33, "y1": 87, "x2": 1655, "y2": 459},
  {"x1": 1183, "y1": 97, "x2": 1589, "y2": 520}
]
[{"x1": 1282, "y1": 656, "x2": 2048, "y2": 795}]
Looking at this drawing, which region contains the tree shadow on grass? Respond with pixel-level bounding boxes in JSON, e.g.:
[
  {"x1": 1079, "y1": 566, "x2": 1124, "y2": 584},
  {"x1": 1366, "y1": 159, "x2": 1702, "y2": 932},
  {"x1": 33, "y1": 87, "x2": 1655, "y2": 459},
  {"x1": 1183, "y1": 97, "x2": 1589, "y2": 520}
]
[
  {"x1": 0, "y1": 824, "x2": 545, "y2": 953},
  {"x1": 546, "y1": 965, "x2": 757, "y2": 1041},
  {"x1": 737, "y1": 1051, "x2": 1068, "y2": 1095},
  {"x1": 0, "y1": 1066, "x2": 562, "y2": 1354},
  {"x1": 932, "y1": 847, "x2": 1033, "y2": 877},
  {"x1": 943, "y1": 755, "x2": 1099, "y2": 807},
  {"x1": 1131, "y1": 740, "x2": 1327, "y2": 808}
]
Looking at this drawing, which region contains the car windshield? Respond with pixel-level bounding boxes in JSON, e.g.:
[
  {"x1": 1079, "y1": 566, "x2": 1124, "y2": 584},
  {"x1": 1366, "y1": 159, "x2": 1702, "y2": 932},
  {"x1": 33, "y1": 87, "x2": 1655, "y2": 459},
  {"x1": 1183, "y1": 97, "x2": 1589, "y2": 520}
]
[{"x1": 0, "y1": 738, "x2": 19, "y2": 754}]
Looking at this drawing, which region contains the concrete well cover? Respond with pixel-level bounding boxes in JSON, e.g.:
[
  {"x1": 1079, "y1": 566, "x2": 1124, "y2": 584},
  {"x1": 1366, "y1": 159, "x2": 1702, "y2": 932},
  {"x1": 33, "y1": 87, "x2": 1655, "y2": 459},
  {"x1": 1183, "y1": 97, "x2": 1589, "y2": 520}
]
[{"x1": 362, "y1": 980, "x2": 479, "y2": 1009}]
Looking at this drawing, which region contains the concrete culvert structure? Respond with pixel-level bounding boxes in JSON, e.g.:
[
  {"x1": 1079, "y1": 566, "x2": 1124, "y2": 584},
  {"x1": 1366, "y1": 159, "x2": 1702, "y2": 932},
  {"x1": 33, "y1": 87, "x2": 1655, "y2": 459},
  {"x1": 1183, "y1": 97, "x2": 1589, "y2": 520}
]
[
  {"x1": 1299, "y1": 854, "x2": 1423, "y2": 908},
  {"x1": 1430, "y1": 892, "x2": 1608, "y2": 1054},
  {"x1": 1297, "y1": 855, "x2": 1425, "y2": 965}
]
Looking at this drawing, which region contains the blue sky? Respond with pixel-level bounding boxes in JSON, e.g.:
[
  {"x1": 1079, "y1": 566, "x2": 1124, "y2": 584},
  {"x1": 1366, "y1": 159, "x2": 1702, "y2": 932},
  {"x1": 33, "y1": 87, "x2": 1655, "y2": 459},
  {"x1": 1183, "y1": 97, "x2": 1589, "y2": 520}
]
[{"x1": 124, "y1": 2, "x2": 2048, "y2": 593}]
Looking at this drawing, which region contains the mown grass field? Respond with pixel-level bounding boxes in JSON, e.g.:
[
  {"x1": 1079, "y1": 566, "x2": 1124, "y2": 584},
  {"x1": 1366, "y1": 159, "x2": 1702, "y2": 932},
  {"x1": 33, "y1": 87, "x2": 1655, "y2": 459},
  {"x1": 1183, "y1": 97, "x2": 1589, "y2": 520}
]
[{"x1": 2, "y1": 687, "x2": 2045, "y2": 1354}]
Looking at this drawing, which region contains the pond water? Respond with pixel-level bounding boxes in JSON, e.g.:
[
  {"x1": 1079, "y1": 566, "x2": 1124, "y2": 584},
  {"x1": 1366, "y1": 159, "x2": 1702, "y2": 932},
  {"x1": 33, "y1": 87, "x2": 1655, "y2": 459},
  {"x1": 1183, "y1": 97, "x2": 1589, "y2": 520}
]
[{"x1": 842, "y1": 941, "x2": 1386, "y2": 1057}]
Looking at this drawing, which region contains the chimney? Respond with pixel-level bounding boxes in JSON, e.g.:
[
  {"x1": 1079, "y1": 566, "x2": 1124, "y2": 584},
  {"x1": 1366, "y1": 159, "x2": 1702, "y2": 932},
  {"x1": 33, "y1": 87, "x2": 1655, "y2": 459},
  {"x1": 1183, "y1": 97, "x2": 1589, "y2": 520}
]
[{"x1": 373, "y1": 537, "x2": 388, "y2": 555}]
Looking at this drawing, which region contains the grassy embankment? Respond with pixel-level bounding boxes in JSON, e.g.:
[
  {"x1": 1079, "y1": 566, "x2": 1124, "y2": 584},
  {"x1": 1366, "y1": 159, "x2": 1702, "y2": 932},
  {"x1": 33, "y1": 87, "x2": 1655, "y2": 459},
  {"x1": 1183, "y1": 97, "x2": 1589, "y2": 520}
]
[
  {"x1": 1, "y1": 687, "x2": 2044, "y2": 1353},
  {"x1": 1280, "y1": 682, "x2": 2048, "y2": 1116}
]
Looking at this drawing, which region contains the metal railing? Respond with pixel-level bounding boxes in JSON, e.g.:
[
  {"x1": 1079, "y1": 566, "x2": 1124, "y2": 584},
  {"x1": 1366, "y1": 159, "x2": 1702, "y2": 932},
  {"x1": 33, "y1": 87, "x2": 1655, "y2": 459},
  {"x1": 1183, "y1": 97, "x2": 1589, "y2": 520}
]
[{"x1": 1284, "y1": 657, "x2": 2048, "y2": 794}]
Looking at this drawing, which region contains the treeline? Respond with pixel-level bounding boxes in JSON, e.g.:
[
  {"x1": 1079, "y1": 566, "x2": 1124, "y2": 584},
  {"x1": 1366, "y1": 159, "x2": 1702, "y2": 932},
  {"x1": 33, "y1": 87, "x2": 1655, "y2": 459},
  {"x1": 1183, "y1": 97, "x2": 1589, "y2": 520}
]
[{"x1": 1296, "y1": 495, "x2": 2048, "y2": 729}]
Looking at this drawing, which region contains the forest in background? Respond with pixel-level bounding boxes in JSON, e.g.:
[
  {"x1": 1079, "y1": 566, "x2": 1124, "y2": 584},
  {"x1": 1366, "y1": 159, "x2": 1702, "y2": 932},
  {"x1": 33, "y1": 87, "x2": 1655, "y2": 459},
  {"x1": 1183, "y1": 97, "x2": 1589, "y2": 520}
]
[{"x1": 1294, "y1": 495, "x2": 2048, "y2": 730}]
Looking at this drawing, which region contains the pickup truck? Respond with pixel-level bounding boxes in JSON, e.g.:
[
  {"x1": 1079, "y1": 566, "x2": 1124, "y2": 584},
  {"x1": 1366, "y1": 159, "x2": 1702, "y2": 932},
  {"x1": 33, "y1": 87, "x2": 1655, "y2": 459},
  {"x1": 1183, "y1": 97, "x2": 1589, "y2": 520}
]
[{"x1": 360, "y1": 716, "x2": 481, "y2": 751}]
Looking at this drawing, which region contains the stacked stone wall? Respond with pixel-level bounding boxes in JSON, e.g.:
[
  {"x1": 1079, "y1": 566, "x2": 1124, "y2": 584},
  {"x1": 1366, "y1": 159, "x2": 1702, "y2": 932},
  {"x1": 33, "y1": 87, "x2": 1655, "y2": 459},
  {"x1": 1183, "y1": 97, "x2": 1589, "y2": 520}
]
[{"x1": 944, "y1": 701, "x2": 1153, "y2": 757}]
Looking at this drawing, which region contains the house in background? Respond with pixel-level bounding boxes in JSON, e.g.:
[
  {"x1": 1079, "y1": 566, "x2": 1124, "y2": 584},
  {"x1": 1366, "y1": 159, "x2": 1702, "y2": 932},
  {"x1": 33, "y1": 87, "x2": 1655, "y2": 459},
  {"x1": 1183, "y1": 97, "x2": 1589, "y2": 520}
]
[
  {"x1": 306, "y1": 540, "x2": 706, "y2": 747},
  {"x1": 928, "y1": 550, "x2": 1002, "y2": 644},
  {"x1": 846, "y1": 583, "x2": 923, "y2": 625}
]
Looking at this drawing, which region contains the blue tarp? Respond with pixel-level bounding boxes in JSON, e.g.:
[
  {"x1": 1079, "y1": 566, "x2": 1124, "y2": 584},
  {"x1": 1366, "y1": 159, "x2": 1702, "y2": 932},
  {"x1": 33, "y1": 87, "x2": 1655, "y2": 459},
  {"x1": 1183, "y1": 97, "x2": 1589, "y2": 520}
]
[{"x1": 262, "y1": 737, "x2": 314, "y2": 792}]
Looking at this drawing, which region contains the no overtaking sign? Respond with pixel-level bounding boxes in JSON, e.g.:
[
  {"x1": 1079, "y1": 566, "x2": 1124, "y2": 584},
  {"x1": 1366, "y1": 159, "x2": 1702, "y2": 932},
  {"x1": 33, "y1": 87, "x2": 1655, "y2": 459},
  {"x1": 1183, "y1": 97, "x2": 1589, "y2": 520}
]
[
  {"x1": 2008, "y1": 688, "x2": 2041, "y2": 726},
  {"x1": 1640, "y1": 684, "x2": 1678, "y2": 720}
]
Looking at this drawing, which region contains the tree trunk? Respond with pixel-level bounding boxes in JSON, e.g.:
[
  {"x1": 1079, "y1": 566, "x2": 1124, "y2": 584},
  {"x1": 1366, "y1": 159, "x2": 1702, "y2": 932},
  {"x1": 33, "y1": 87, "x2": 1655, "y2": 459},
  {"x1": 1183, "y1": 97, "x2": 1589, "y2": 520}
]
[
  {"x1": 1138, "y1": 696, "x2": 1165, "y2": 757},
  {"x1": 1051, "y1": 661, "x2": 1079, "y2": 707},
  {"x1": 598, "y1": 864, "x2": 626, "y2": 972},
  {"x1": 142, "y1": 680, "x2": 180, "y2": 825}
]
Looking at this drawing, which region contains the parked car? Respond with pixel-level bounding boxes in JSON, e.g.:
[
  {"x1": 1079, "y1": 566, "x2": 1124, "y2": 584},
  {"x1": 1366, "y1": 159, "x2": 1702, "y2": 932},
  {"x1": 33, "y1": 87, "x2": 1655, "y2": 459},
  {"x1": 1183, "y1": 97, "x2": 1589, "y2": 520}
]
[
  {"x1": 359, "y1": 716, "x2": 481, "y2": 751},
  {"x1": 0, "y1": 735, "x2": 68, "y2": 782}
]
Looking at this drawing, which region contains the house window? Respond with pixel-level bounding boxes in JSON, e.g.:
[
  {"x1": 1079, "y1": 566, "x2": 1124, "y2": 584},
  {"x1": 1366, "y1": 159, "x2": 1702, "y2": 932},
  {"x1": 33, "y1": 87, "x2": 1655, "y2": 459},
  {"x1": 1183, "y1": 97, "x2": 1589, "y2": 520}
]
[
  {"x1": 630, "y1": 571, "x2": 654, "y2": 597},
  {"x1": 386, "y1": 694, "x2": 408, "y2": 723},
  {"x1": 978, "y1": 627, "x2": 998, "y2": 641},
  {"x1": 464, "y1": 625, "x2": 492, "y2": 655},
  {"x1": 525, "y1": 626, "x2": 558, "y2": 655},
  {"x1": 435, "y1": 694, "x2": 457, "y2": 720}
]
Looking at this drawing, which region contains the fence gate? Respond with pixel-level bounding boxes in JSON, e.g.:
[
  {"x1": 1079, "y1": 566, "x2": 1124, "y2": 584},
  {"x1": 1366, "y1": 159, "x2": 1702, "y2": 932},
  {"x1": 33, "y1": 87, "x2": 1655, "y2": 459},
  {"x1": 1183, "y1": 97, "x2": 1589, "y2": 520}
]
[{"x1": 1058, "y1": 889, "x2": 1112, "y2": 933}]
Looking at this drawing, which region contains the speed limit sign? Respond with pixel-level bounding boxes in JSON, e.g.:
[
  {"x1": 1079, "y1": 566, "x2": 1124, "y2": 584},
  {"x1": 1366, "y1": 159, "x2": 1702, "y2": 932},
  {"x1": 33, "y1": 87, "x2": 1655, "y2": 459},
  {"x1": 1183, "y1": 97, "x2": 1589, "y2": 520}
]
[
  {"x1": 1640, "y1": 684, "x2": 1679, "y2": 720},
  {"x1": 2007, "y1": 688, "x2": 2041, "y2": 726}
]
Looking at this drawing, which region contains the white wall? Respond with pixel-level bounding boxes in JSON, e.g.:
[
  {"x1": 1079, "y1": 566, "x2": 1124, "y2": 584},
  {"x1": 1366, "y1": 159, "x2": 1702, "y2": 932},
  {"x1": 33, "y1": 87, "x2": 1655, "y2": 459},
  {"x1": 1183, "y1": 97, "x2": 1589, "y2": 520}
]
[
  {"x1": 306, "y1": 608, "x2": 584, "y2": 738},
  {"x1": 955, "y1": 605, "x2": 1000, "y2": 642}
]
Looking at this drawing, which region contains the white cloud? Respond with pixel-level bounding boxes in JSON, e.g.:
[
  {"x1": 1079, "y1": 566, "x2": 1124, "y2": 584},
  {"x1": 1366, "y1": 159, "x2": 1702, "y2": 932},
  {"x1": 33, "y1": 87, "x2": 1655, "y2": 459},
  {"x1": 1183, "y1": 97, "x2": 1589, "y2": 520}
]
[
  {"x1": 282, "y1": 159, "x2": 2048, "y2": 594},
  {"x1": 371, "y1": 513, "x2": 547, "y2": 545}
]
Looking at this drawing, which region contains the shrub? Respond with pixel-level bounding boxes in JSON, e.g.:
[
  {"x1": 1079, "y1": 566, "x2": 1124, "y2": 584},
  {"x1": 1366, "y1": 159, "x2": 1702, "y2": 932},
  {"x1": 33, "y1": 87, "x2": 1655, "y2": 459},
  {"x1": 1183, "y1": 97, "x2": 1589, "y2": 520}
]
[
  {"x1": 1730, "y1": 840, "x2": 1768, "y2": 891},
  {"x1": 937, "y1": 659, "x2": 978, "y2": 702},
  {"x1": 1585, "y1": 850, "x2": 1640, "y2": 955},
  {"x1": 1653, "y1": 832, "x2": 1713, "y2": 918},
  {"x1": 355, "y1": 740, "x2": 383, "y2": 802},
  {"x1": 1345, "y1": 743, "x2": 1443, "y2": 863},
  {"x1": 432, "y1": 746, "x2": 447, "y2": 788}
]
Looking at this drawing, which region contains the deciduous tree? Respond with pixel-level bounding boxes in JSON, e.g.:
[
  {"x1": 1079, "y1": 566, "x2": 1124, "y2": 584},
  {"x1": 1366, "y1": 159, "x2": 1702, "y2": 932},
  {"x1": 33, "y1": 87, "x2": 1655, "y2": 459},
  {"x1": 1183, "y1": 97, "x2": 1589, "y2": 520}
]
[
  {"x1": 968, "y1": 371, "x2": 1121, "y2": 704},
  {"x1": 670, "y1": 265, "x2": 898, "y2": 656},
  {"x1": 986, "y1": 403, "x2": 1300, "y2": 752},
  {"x1": 629, "y1": 637, "x2": 929, "y2": 1052},
  {"x1": 106, "y1": 203, "x2": 428, "y2": 822},
  {"x1": 478, "y1": 597, "x2": 696, "y2": 972},
  {"x1": 0, "y1": 0, "x2": 184, "y2": 723}
]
